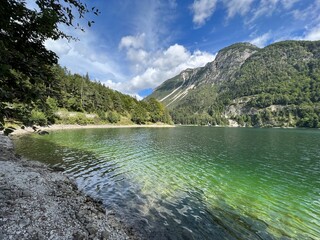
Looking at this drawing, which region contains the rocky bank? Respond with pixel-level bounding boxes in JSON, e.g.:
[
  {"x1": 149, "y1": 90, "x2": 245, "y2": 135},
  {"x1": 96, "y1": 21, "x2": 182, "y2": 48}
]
[{"x1": 0, "y1": 133, "x2": 138, "y2": 240}]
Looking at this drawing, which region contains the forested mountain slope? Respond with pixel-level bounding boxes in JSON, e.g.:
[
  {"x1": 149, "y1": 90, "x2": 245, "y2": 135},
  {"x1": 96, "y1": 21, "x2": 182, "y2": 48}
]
[
  {"x1": 148, "y1": 40, "x2": 320, "y2": 128},
  {"x1": 0, "y1": 65, "x2": 171, "y2": 126}
]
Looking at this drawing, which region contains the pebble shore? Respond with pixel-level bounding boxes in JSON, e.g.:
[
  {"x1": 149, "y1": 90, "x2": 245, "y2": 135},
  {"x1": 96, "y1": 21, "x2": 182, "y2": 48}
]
[{"x1": 0, "y1": 133, "x2": 139, "y2": 240}]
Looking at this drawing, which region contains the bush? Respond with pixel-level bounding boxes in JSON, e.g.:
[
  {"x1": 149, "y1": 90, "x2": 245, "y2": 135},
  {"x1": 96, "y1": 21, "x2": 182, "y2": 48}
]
[
  {"x1": 97, "y1": 110, "x2": 107, "y2": 121},
  {"x1": 107, "y1": 111, "x2": 120, "y2": 123},
  {"x1": 45, "y1": 97, "x2": 58, "y2": 123},
  {"x1": 30, "y1": 109, "x2": 47, "y2": 126}
]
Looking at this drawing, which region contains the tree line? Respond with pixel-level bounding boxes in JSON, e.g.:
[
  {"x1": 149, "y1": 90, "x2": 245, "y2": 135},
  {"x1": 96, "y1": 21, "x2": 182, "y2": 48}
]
[{"x1": 1, "y1": 65, "x2": 172, "y2": 126}]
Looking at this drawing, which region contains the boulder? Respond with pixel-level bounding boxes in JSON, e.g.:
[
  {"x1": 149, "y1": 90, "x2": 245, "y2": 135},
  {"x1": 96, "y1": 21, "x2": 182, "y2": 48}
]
[
  {"x1": 38, "y1": 131, "x2": 49, "y2": 135},
  {"x1": 4, "y1": 128, "x2": 14, "y2": 136}
]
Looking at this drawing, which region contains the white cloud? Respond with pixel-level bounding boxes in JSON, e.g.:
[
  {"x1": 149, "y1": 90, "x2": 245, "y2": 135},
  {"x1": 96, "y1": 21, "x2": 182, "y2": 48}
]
[
  {"x1": 222, "y1": 0, "x2": 254, "y2": 19},
  {"x1": 45, "y1": 39, "x2": 72, "y2": 56},
  {"x1": 191, "y1": 0, "x2": 218, "y2": 27},
  {"x1": 281, "y1": 0, "x2": 300, "y2": 9},
  {"x1": 190, "y1": 0, "x2": 300, "y2": 27},
  {"x1": 126, "y1": 49, "x2": 149, "y2": 64},
  {"x1": 250, "y1": 0, "x2": 280, "y2": 22},
  {"x1": 119, "y1": 33, "x2": 146, "y2": 50},
  {"x1": 249, "y1": 0, "x2": 302, "y2": 23},
  {"x1": 119, "y1": 34, "x2": 149, "y2": 69},
  {"x1": 106, "y1": 44, "x2": 216, "y2": 95},
  {"x1": 304, "y1": 26, "x2": 320, "y2": 41},
  {"x1": 292, "y1": 1, "x2": 320, "y2": 41},
  {"x1": 250, "y1": 32, "x2": 271, "y2": 47},
  {"x1": 131, "y1": 1, "x2": 177, "y2": 51},
  {"x1": 292, "y1": 0, "x2": 320, "y2": 23}
]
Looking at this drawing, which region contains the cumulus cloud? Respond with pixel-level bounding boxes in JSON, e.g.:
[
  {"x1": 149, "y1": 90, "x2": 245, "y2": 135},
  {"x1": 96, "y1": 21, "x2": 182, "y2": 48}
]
[
  {"x1": 106, "y1": 43, "x2": 216, "y2": 95},
  {"x1": 250, "y1": 32, "x2": 271, "y2": 47},
  {"x1": 191, "y1": 0, "x2": 218, "y2": 27},
  {"x1": 119, "y1": 34, "x2": 149, "y2": 68}
]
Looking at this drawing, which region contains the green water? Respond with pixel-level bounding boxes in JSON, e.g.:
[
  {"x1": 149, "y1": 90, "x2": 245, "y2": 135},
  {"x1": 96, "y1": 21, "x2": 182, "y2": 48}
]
[{"x1": 14, "y1": 127, "x2": 320, "y2": 239}]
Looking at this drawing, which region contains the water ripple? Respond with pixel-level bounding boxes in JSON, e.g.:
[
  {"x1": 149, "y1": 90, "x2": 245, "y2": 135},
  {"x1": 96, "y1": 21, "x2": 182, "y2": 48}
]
[{"x1": 14, "y1": 127, "x2": 320, "y2": 239}]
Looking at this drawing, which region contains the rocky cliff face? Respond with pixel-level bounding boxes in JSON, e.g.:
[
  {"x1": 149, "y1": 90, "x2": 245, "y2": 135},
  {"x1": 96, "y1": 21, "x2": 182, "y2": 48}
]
[{"x1": 149, "y1": 43, "x2": 259, "y2": 108}]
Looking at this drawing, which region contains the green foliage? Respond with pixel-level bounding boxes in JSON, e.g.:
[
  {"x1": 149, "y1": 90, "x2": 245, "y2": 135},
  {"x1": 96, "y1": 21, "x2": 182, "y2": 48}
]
[
  {"x1": 219, "y1": 41, "x2": 320, "y2": 127},
  {"x1": 45, "y1": 97, "x2": 58, "y2": 123},
  {"x1": 107, "y1": 111, "x2": 120, "y2": 123},
  {"x1": 145, "y1": 98, "x2": 171, "y2": 123},
  {"x1": 1, "y1": 102, "x2": 31, "y2": 124},
  {"x1": 55, "y1": 111, "x2": 94, "y2": 125},
  {"x1": 131, "y1": 105, "x2": 149, "y2": 124},
  {"x1": 30, "y1": 109, "x2": 47, "y2": 126},
  {"x1": 1, "y1": 65, "x2": 171, "y2": 126},
  {"x1": 96, "y1": 110, "x2": 107, "y2": 121},
  {"x1": 0, "y1": 0, "x2": 98, "y2": 107}
]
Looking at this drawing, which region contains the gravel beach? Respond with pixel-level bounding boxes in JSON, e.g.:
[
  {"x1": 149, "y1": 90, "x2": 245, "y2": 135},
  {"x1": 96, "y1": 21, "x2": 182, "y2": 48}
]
[{"x1": 0, "y1": 132, "x2": 139, "y2": 240}]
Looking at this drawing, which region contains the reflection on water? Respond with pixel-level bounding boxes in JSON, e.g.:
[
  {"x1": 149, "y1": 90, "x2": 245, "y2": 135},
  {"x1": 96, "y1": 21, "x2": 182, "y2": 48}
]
[{"x1": 15, "y1": 127, "x2": 320, "y2": 239}]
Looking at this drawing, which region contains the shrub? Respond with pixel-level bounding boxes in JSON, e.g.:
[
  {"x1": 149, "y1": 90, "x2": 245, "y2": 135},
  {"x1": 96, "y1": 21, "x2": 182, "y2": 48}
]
[
  {"x1": 30, "y1": 109, "x2": 47, "y2": 126},
  {"x1": 45, "y1": 97, "x2": 58, "y2": 123},
  {"x1": 97, "y1": 110, "x2": 107, "y2": 121},
  {"x1": 107, "y1": 111, "x2": 120, "y2": 123}
]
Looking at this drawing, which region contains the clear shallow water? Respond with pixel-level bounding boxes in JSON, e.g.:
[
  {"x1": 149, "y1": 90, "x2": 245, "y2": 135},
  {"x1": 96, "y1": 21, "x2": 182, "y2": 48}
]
[{"x1": 15, "y1": 127, "x2": 320, "y2": 239}]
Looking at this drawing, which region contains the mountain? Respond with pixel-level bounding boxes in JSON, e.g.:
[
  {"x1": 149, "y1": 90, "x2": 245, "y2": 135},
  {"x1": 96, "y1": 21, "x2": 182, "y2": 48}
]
[{"x1": 148, "y1": 40, "x2": 320, "y2": 128}]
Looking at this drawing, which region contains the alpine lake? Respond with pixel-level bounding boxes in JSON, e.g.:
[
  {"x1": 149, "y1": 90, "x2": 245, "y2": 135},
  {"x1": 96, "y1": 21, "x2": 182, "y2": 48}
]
[{"x1": 14, "y1": 127, "x2": 320, "y2": 239}]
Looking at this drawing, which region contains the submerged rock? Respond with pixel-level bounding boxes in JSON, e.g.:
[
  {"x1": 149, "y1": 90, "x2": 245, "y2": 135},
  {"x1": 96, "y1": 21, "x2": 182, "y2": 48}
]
[
  {"x1": 50, "y1": 166, "x2": 65, "y2": 172},
  {"x1": 38, "y1": 130, "x2": 49, "y2": 135}
]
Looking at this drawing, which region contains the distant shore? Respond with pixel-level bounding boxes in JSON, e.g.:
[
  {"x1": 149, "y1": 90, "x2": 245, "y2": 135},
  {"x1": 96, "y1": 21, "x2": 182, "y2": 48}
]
[{"x1": 9, "y1": 123, "x2": 175, "y2": 137}]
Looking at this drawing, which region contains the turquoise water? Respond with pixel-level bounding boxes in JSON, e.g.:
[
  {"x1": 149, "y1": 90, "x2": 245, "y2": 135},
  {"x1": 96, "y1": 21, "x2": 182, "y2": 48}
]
[{"x1": 14, "y1": 127, "x2": 320, "y2": 239}]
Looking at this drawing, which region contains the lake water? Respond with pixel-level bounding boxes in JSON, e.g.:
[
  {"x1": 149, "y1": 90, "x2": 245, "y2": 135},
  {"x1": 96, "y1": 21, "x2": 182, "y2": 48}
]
[{"x1": 14, "y1": 127, "x2": 320, "y2": 239}]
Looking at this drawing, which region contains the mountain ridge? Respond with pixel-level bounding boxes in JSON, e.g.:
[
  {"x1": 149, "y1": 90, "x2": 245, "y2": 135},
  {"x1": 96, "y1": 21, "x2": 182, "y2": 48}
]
[{"x1": 148, "y1": 40, "x2": 320, "y2": 128}]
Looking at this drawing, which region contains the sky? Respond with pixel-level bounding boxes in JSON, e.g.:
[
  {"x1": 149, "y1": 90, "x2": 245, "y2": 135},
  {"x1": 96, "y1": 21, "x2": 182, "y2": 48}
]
[{"x1": 31, "y1": 0, "x2": 320, "y2": 99}]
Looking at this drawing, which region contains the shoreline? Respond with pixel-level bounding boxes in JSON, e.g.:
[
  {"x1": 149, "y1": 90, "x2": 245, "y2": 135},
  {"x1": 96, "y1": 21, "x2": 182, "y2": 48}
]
[
  {"x1": 0, "y1": 133, "x2": 140, "y2": 239},
  {"x1": 9, "y1": 123, "x2": 175, "y2": 137}
]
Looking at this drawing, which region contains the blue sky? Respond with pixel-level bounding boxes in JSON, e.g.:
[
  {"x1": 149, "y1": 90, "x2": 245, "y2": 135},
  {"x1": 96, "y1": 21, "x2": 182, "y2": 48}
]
[{"x1": 40, "y1": 0, "x2": 320, "y2": 98}]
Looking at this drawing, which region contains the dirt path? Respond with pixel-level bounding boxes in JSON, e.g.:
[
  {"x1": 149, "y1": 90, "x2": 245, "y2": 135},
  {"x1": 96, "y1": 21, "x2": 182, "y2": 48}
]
[{"x1": 0, "y1": 133, "x2": 138, "y2": 240}]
